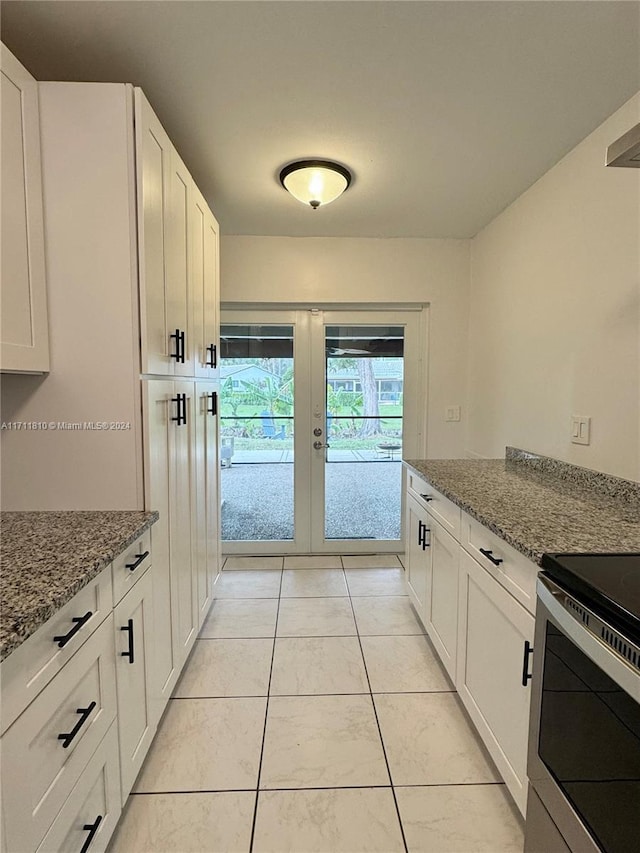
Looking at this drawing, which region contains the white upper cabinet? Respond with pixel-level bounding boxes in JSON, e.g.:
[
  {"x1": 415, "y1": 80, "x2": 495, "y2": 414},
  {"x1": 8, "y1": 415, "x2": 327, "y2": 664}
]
[
  {"x1": 192, "y1": 185, "x2": 220, "y2": 379},
  {"x1": 0, "y1": 44, "x2": 49, "y2": 373},
  {"x1": 135, "y1": 89, "x2": 217, "y2": 380}
]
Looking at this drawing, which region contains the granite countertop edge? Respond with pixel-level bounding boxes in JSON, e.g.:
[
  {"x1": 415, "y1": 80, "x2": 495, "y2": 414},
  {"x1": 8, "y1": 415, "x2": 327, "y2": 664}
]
[
  {"x1": 1, "y1": 510, "x2": 159, "y2": 662},
  {"x1": 403, "y1": 458, "x2": 640, "y2": 566}
]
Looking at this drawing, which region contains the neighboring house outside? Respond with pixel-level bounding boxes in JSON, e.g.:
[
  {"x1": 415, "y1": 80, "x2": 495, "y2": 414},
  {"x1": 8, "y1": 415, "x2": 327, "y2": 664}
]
[
  {"x1": 220, "y1": 363, "x2": 278, "y2": 388},
  {"x1": 327, "y1": 358, "x2": 403, "y2": 404}
]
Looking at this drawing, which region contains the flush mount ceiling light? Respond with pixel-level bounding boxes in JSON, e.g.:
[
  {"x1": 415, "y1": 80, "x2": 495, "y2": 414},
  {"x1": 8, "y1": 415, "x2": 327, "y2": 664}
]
[{"x1": 279, "y1": 159, "x2": 352, "y2": 210}]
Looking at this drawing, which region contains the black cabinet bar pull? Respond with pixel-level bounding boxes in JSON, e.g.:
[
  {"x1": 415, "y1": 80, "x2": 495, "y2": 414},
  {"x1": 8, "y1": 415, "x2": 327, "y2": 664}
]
[
  {"x1": 479, "y1": 547, "x2": 503, "y2": 566},
  {"x1": 125, "y1": 551, "x2": 149, "y2": 572},
  {"x1": 170, "y1": 329, "x2": 181, "y2": 362},
  {"x1": 420, "y1": 493, "x2": 434, "y2": 502},
  {"x1": 417, "y1": 519, "x2": 424, "y2": 547},
  {"x1": 57, "y1": 701, "x2": 96, "y2": 748},
  {"x1": 179, "y1": 329, "x2": 186, "y2": 364},
  {"x1": 422, "y1": 525, "x2": 430, "y2": 550},
  {"x1": 171, "y1": 394, "x2": 187, "y2": 426},
  {"x1": 206, "y1": 343, "x2": 217, "y2": 368},
  {"x1": 207, "y1": 392, "x2": 217, "y2": 417},
  {"x1": 53, "y1": 612, "x2": 93, "y2": 648},
  {"x1": 120, "y1": 618, "x2": 135, "y2": 664},
  {"x1": 80, "y1": 815, "x2": 103, "y2": 853},
  {"x1": 522, "y1": 640, "x2": 534, "y2": 686}
]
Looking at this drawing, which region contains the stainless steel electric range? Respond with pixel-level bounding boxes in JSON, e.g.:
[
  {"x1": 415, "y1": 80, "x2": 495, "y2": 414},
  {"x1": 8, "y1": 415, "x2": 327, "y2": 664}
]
[{"x1": 525, "y1": 553, "x2": 640, "y2": 853}]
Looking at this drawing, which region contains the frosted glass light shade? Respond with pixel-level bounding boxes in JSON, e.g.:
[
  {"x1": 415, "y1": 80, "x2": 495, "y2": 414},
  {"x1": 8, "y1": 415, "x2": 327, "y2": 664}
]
[{"x1": 279, "y1": 160, "x2": 352, "y2": 209}]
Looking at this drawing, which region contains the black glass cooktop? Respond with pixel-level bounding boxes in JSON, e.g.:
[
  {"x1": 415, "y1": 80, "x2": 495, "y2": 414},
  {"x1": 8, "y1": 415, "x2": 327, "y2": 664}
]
[{"x1": 540, "y1": 553, "x2": 640, "y2": 646}]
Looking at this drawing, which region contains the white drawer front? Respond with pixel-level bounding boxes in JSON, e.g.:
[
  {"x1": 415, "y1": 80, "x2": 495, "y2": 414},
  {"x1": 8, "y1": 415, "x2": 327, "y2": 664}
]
[
  {"x1": 407, "y1": 473, "x2": 461, "y2": 540},
  {"x1": 461, "y1": 514, "x2": 538, "y2": 614},
  {"x1": 2, "y1": 616, "x2": 117, "y2": 853},
  {"x1": 1, "y1": 568, "x2": 113, "y2": 734},
  {"x1": 36, "y1": 722, "x2": 121, "y2": 853},
  {"x1": 112, "y1": 529, "x2": 152, "y2": 605}
]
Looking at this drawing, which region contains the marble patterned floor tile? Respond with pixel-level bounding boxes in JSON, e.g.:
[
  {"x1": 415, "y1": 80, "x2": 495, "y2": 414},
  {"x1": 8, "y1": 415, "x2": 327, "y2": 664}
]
[
  {"x1": 345, "y1": 567, "x2": 407, "y2": 596},
  {"x1": 253, "y1": 788, "x2": 405, "y2": 853},
  {"x1": 134, "y1": 698, "x2": 266, "y2": 793},
  {"x1": 361, "y1": 635, "x2": 453, "y2": 693},
  {"x1": 223, "y1": 556, "x2": 284, "y2": 571},
  {"x1": 284, "y1": 555, "x2": 343, "y2": 569},
  {"x1": 200, "y1": 599, "x2": 279, "y2": 638},
  {"x1": 276, "y1": 597, "x2": 356, "y2": 637},
  {"x1": 260, "y1": 694, "x2": 389, "y2": 789},
  {"x1": 352, "y1": 596, "x2": 425, "y2": 635},
  {"x1": 396, "y1": 784, "x2": 524, "y2": 853},
  {"x1": 109, "y1": 791, "x2": 255, "y2": 852},
  {"x1": 174, "y1": 638, "x2": 273, "y2": 698},
  {"x1": 214, "y1": 569, "x2": 282, "y2": 598},
  {"x1": 342, "y1": 554, "x2": 403, "y2": 569},
  {"x1": 270, "y1": 637, "x2": 369, "y2": 695},
  {"x1": 281, "y1": 568, "x2": 348, "y2": 598},
  {"x1": 374, "y1": 693, "x2": 501, "y2": 786}
]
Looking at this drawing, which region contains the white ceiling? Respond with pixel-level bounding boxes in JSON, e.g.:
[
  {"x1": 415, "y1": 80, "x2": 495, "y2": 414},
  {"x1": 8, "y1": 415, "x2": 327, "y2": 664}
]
[{"x1": 2, "y1": 1, "x2": 639, "y2": 238}]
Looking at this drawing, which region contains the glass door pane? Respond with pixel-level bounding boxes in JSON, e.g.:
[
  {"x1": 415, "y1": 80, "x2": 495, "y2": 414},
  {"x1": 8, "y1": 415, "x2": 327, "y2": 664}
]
[
  {"x1": 220, "y1": 323, "x2": 295, "y2": 542},
  {"x1": 324, "y1": 325, "x2": 405, "y2": 541}
]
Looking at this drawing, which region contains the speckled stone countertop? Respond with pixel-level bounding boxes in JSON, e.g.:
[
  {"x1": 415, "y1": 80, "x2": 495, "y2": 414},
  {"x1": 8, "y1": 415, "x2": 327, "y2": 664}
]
[
  {"x1": 404, "y1": 450, "x2": 639, "y2": 565},
  {"x1": 0, "y1": 510, "x2": 158, "y2": 662}
]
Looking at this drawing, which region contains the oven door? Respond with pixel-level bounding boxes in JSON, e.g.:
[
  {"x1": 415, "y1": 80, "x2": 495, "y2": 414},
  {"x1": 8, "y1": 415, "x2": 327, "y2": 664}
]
[{"x1": 527, "y1": 577, "x2": 640, "y2": 853}]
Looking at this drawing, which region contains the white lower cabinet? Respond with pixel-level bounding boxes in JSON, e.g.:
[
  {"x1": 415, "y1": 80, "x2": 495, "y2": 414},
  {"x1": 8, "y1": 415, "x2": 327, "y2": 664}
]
[
  {"x1": 2, "y1": 616, "x2": 117, "y2": 852},
  {"x1": 113, "y1": 569, "x2": 155, "y2": 803},
  {"x1": 405, "y1": 492, "x2": 430, "y2": 617},
  {"x1": 35, "y1": 722, "x2": 121, "y2": 853},
  {"x1": 404, "y1": 469, "x2": 538, "y2": 818},
  {"x1": 456, "y1": 547, "x2": 535, "y2": 815},
  {"x1": 424, "y1": 516, "x2": 459, "y2": 682}
]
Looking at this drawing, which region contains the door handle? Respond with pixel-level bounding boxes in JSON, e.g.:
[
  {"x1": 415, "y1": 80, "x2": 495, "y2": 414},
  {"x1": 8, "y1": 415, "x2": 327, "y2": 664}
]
[
  {"x1": 207, "y1": 392, "x2": 217, "y2": 416},
  {"x1": 120, "y1": 618, "x2": 135, "y2": 664},
  {"x1": 206, "y1": 343, "x2": 217, "y2": 368},
  {"x1": 521, "y1": 640, "x2": 534, "y2": 686},
  {"x1": 313, "y1": 441, "x2": 330, "y2": 449}
]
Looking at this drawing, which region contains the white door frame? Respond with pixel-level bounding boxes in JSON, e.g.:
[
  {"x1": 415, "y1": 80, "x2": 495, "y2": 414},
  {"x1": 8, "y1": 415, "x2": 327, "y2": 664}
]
[{"x1": 221, "y1": 304, "x2": 428, "y2": 554}]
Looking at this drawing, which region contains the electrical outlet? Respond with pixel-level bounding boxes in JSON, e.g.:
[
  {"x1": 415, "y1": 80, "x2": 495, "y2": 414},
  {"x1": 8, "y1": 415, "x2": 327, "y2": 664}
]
[
  {"x1": 445, "y1": 405, "x2": 461, "y2": 422},
  {"x1": 571, "y1": 415, "x2": 591, "y2": 445}
]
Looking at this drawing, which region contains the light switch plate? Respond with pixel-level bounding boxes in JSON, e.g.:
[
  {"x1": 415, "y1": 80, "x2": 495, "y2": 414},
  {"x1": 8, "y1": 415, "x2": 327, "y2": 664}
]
[
  {"x1": 571, "y1": 415, "x2": 591, "y2": 445},
  {"x1": 446, "y1": 405, "x2": 461, "y2": 422}
]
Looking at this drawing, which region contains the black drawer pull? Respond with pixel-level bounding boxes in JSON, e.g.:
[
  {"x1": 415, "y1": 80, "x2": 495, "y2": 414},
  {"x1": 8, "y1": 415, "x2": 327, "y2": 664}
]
[
  {"x1": 80, "y1": 815, "x2": 103, "y2": 853},
  {"x1": 419, "y1": 493, "x2": 433, "y2": 502},
  {"x1": 120, "y1": 618, "x2": 135, "y2": 664},
  {"x1": 206, "y1": 343, "x2": 217, "y2": 368},
  {"x1": 125, "y1": 550, "x2": 149, "y2": 572},
  {"x1": 207, "y1": 391, "x2": 217, "y2": 417},
  {"x1": 58, "y1": 701, "x2": 96, "y2": 748},
  {"x1": 479, "y1": 547, "x2": 503, "y2": 566},
  {"x1": 417, "y1": 519, "x2": 424, "y2": 546},
  {"x1": 522, "y1": 640, "x2": 534, "y2": 686},
  {"x1": 53, "y1": 612, "x2": 93, "y2": 648}
]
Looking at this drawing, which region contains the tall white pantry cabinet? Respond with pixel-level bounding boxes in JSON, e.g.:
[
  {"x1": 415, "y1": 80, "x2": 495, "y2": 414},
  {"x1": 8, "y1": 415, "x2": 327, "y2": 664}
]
[{"x1": 1, "y1": 81, "x2": 221, "y2": 724}]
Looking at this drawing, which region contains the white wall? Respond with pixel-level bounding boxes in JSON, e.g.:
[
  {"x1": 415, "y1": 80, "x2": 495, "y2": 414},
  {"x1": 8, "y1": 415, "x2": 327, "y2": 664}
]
[
  {"x1": 467, "y1": 93, "x2": 640, "y2": 481},
  {"x1": 221, "y1": 237, "x2": 470, "y2": 458}
]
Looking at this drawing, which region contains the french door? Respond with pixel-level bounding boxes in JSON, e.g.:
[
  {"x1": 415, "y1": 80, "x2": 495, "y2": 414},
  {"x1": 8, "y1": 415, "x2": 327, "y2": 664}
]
[{"x1": 220, "y1": 307, "x2": 426, "y2": 554}]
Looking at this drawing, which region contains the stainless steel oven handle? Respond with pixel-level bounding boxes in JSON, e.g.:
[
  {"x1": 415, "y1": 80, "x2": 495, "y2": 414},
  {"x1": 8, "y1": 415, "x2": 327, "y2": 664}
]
[{"x1": 537, "y1": 577, "x2": 640, "y2": 701}]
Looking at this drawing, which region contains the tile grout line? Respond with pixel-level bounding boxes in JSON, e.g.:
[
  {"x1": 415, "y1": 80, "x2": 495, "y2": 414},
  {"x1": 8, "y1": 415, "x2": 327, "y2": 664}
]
[
  {"x1": 248, "y1": 567, "x2": 283, "y2": 853},
  {"x1": 346, "y1": 566, "x2": 410, "y2": 853}
]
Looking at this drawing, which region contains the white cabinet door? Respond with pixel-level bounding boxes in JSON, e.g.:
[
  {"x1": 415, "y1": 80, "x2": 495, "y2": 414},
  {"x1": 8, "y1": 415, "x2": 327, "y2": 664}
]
[
  {"x1": 1, "y1": 45, "x2": 49, "y2": 373},
  {"x1": 172, "y1": 381, "x2": 198, "y2": 660},
  {"x1": 113, "y1": 569, "x2": 155, "y2": 802},
  {"x1": 166, "y1": 150, "x2": 194, "y2": 377},
  {"x1": 425, "y1": 516, "x2": 459, "y2": 682},
  {"x1": 143, "y1": 380, "x2": 178, "y2": 721},
  {"x1": 456, "y1": 548, "x2": 535, "y2": 816},
  {"x1": 405, "y1": 493, "x2": 430, "y2": 622},
  {"x1": 135, "y1": 89, "x2": 172, "y2": 377},
  {"x1": 192, "y1": 187, "x2": 220, "y2": 379},
  {"x1": 194, "y1": 382, "x2": 220, "y2": 628}
]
